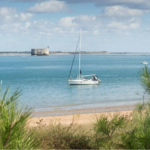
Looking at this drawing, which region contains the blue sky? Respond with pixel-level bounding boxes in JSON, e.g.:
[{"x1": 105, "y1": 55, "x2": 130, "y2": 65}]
[{"x1": 0, "y1": 0, "x2": 150, "y2": 52}]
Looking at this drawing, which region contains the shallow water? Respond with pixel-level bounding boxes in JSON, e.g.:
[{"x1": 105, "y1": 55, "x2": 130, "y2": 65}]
[{"x1": 0, "y1": 54, "x2": 149, "y2": 112}]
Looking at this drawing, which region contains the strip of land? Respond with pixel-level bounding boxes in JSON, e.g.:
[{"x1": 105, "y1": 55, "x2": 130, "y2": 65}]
[{"x1": 1, "y1": 52, "x2": 150, "y2": 55}]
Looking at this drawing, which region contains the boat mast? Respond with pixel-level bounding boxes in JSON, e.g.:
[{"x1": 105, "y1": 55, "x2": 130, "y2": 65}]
[{"x1": 79, "y1": 29, "x2": 82, "y2": 79}]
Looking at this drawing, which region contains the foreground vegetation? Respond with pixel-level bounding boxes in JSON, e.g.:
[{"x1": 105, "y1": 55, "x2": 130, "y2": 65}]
[
  {"x1": 0, "y1": 85, "x2": 37, "y2": 149},
  {"x1": 0, "y1": 66, "x2": 150, "y2": 149},
  {"x1": 31, "y1": 102, "x2": 150, "y2": 149}
]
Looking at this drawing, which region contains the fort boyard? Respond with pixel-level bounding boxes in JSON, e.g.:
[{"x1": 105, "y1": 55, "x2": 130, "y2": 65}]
[{"x1": 31, "y1": 47, "x2": 49, "y2": 56}]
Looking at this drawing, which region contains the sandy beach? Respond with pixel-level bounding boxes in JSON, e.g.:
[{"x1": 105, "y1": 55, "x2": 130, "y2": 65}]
[{"x1": 29, "y1": 105, "x2": 134, "y2": 127}]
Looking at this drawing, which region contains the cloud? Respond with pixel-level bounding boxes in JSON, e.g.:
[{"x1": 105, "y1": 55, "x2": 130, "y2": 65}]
[
  {"x1": 25, "y1": 22, "x2": 31, "y2": 28},
  {"x1": 62, "y1": 0, "x2": 150, "y2": 10},
  {"x1": 93, "y1": 30, "x2": 99, "y2": 35},
  {"x1": 14, "y1": 11, "x2": 142, "y2": 37},
  {"x1": 3, "y1": 0, "x2": 150, "y2": 10},
  {"x1": 58, "y1": 15, "x2": 101, "y2": 29},
  {"x1": 108, "y1": 19, "x2": 141, "y2": 30},
  {"x1": 58, "y1": 17, "x2": 77, "y2": 27},
  {"x1": 0, "y1": 7, "x2": 16, "y2": 23},
  {"x1": 0, "y1": 0, "x2": 45, "y2": 2},
  {"x1": 58, "y1": 8, "x2": 142, "y2": 32},
  {"x1": 2, "y1": 0, "x2": 150, "y2": 10},
  {"x1": 103, "y1": 6, "x2": 144, "y2": 18},
  {"x1": 19, "y1": 13, "x2": 33, "y2": 21},
  {"x1": 0, "y1": 7, "x2": 33, "y2": 23},
  {"x1": 0, "y1": 6, "x2": 33, "y2": 34},
  {"x1": 100, "y1": 6, "x2": 143, "y2": 31},
  {"x1": 27, "y1": 0, "x2": 68, "y2": 13},
  {"x1": 0, "y1": 4, "x2": 145, "y2": 38}
]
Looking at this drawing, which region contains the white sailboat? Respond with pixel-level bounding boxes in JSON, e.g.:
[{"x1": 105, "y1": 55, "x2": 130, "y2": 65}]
[
  {"x1": 68, "y1": 29, "x2": 100, "y2": 85},
  {"x1": 141, "y1": 61, "x2": 148, "y2": 65}
]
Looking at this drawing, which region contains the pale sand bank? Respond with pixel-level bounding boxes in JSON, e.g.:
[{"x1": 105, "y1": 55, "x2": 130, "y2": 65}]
[
  {"x1": 29, "y1": 105, "x2": 134, "y2": 127},
  {"x1": 29, "y1": 110, "x2": 133, "y2": 127}
]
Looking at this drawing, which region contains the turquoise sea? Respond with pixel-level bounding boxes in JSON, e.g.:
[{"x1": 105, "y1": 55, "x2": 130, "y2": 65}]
[{"x1": 0, "y1": 54, "x2": 149, "y2": 112}]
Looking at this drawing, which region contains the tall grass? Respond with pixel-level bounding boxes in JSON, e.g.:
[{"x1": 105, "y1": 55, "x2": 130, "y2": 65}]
[{"x1": 32, "y1": 117, "x2": 94, "y2": 149}]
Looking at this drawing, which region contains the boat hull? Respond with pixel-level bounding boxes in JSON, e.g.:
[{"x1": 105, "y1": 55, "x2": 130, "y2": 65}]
[
  {"x1": 68, "y1": 79, "x2": 100, "y2": 85},
  {"x1": 142, "y1": 63, "x2": 148, "y2": 65},
  {"x1": 141, "y1": 61, "x2": 148, "y2": 65}
]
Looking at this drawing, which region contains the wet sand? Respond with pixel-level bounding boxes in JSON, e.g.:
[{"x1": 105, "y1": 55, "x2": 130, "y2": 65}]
[
  {"x1": 31, "y1": 104, "x2": 135, "y2": 117},
  {"x1": 29, "y1": 105, "x2": 134, "y2": 127}
]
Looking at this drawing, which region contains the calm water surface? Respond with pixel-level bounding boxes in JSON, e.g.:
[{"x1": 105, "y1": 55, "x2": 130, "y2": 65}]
[{"x1": 0, "y1": 54, "x2": 149, "y2": 111}]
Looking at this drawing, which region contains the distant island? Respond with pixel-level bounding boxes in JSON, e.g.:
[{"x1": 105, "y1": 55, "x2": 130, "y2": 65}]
[{"x1": 0, "y1": 51, "x2": 150, "y2": 55}]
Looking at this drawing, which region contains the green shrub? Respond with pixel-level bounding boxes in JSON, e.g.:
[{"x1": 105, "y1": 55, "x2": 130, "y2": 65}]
[
  {"x1": 140, "y1": 66, "x2": 150, "y2": 94},
  {"x1": 93, "y1": 103, "x2": 150, "y2": 149},
  {"x1": 0, "y1": 85, "x2": 37, "y2": 149},
  {"x1": 120, "y1": 102, "x2": 150, "y2": 149},
  {"x1": 115, "y1": 66, "x2": 150, "y2": 149},
  {"x1": 94, "y1": 113, "x2": 129, "y2": 149}
]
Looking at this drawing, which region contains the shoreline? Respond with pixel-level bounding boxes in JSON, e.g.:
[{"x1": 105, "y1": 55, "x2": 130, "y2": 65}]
[
  {"x1": 29, "y1": 105, "x2": 135, "y2": 127},
  {"x1": 32, "y1": 104, "x2": 135, "y2": 117}
]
